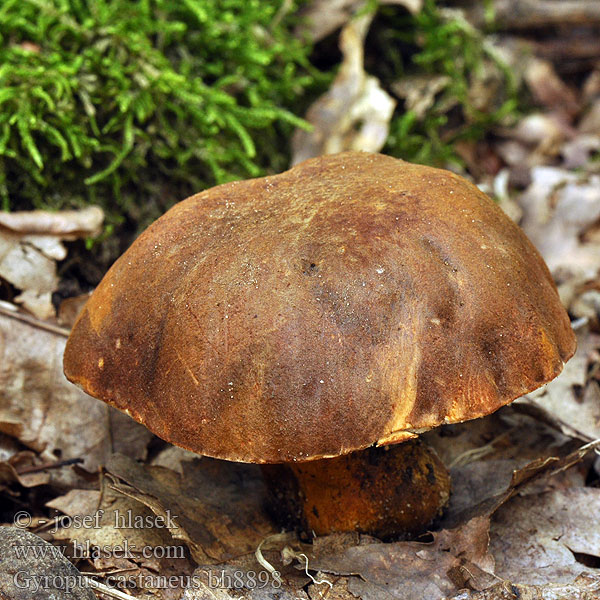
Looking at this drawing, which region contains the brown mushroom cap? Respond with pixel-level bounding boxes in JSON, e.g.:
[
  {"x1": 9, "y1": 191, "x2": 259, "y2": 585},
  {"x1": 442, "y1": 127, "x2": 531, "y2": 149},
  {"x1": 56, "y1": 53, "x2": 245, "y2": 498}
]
[{"x1": 64, "y1": 152, "x2": 576, "y2": 463}]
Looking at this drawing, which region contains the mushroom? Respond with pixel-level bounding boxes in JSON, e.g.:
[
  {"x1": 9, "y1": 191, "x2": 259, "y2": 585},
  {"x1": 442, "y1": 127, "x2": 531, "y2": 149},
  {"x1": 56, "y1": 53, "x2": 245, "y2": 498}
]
[{"x1": 63, "y1": 152, "x2": 575, "y2": 539}]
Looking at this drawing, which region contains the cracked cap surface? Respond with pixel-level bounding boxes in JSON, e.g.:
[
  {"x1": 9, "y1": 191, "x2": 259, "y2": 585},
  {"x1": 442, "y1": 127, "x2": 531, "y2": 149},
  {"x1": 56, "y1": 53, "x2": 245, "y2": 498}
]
[{"x1": 64, "y1": 152, "x2": 576, "y2": 463}]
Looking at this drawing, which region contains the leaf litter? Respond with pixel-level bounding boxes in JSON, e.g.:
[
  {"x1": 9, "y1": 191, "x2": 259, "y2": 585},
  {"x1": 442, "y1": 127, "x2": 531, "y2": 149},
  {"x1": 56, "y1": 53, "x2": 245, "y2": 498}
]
[
  {"x1": 291, "y1": 10, "x2": 396, "y2": 165},
  {"x1": 2, "y1": 2, "x2": 600, "y2": 600},
  {"x1": 0, "y1": 207, "x2": 103, "y2": 319},
  {"x1": 0, "y1": 308, "x2": 153, "y2": 491}
]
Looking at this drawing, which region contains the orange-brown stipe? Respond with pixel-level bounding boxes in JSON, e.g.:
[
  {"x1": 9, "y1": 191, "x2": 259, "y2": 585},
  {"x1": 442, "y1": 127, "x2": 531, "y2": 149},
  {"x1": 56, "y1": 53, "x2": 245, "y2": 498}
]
[{"x1": 262, "y1": 440, "x2": 450, "y2": 539}]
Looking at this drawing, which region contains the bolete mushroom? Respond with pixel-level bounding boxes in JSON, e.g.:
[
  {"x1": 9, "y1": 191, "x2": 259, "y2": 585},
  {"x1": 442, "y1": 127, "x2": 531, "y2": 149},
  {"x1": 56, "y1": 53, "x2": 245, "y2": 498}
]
[{"x1": 63, "y1": 152, "x2": 575, "y2": 539}]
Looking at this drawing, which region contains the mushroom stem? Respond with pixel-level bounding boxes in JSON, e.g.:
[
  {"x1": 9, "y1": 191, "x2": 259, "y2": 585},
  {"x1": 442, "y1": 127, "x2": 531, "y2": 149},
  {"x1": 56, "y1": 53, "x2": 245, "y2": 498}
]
[{"x1": 261, "y1": 439, "x2": 450, "y2": 540}]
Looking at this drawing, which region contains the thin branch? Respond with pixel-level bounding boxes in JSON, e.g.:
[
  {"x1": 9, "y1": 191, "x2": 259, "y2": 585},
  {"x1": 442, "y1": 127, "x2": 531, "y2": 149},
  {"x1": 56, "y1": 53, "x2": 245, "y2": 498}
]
[
  {"x1": 0, "y1": 302, "x2": 70, "y2": 337},
  {"x1": 16, "y1": 457, "x2": 83, "y2": 475}
]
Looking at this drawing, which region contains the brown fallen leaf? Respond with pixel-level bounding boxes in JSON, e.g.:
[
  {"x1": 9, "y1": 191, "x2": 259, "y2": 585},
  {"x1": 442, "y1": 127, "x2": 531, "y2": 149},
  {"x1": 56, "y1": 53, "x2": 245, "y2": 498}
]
[
  {"x1": 490, "y1": 488, "x2": 600, "y2": 584},
  {"x1": 308, "y1": 518, "x2": 495, "y2": 600},
  {"x1": 424, "y1": 406, "x2": 581, "y2": 525},
  {"x1": 49, "y1": 475, "x2": 196, "y2": 599},
  {"x1": 52, "y1": 474, "x2": 176, "y2": 553},
  {"x1": 150, "y1": 444, "x2": 202, "y2": 475},
  {"x1": 46, "y1": 488, "x2": 101, "y2": 520},
  {"x1": 518, "y1": 166, "x2": 600, "y2": 283},
  {"x1": 0, "y1": 450, "x2": 51, "y2": 490},
  {"x1": 186, "y1": 563, "x2": 310, "y2": 600},
  {"x1": 57, "y1": 293, "x2": 92, "y2": 329},
  {"x1": 440, "y1": 437, "x2": 599, "y2": 529},
  {"x1": 182, "y1": 529, "x2": 315, "y2": 598},
  {"x1": 425, "y1": 406, "x2": 571, "y2": 469},
  {"x1": 305, "y1": 577, "x2": 355, "y2": 600},
  {"x1": 0, "y1": 310, "x2": 153, "y2": 490},
  {"x1": 181, "y1": 579, "x2": 240, "y2": 599},
  {"x1": 291, "y1": 12, "x2": 396, "y2": 164},
  {"x1": 519, "y1": 322, "x2": 600, "y2": 442},
  {"x1": 0, "y1": 207, "x2": 103, "y2": 318},
  {"x1": 0, "y1": 525, "x2": 96, "y2": 600},
  {"x1": 436, "y1": 515, "x2": 495, "y2": 574},
  {"x1": 105, "y1": 453, "x2": 277, "y2": 564},
  {"x1": 391, "y1": 74, "x2": 451, "y2": 120},
  {"x1": 296, "y1": 0, "x2": 422, "y2": 43},
  {"x1": 523, "y1": 58, "x2": 580, "y2": 120},
  {"x1": 449, "y1": 574, "x2": 600, "y2": 600}
]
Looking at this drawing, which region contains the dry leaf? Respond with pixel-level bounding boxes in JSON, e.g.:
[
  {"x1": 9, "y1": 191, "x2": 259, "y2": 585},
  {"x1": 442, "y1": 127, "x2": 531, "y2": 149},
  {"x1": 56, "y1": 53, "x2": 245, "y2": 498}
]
[
  {"x1": 297, "y1": 0, "x2": 422, "y2": 43},
  {"x1": 449, "y1": 574, "x2": 600, "y2": 600},
  {"x1": 150, "y1": 444, "x2": 201, "y2": 475},
  {"x1": 579, "y1": 101, "x2": 600, "y2": 135},
  {"x1": 308, "y1": 517, "x2": 495, "y2": 600},
  {"x1": 571, "y1": 288, "x2": 600, "y2": 326},
  {"x1": 291, "y1": 12, "x2": 396, "y2": 164},
  {"x1": 305, "y1": 577, "x2": 355, "y2": 600},
  {"x1": 524, "y1": 58, "x2": 580, "y2": 119},
  {"x1": 496, "y1": 113, "x2": 572, "y2": 168},
  {"x1": 52, "y1": 476, "x2": 177, "y2": 554},
  {"x1": 49, "y1": 476, "x2": 196, "y2": 599},
  {"x1": 0, "y1": 233, "x2": 58, "y2": 319},
  {"x1": 57, "y1": 293, "x2": 92, "y2": 329},
  {"x1": 296, "y1": 0, "x2": 362, "y2": 43},
  {"x1": 105, "y1": 453, "x2": 277, "y2": 564},
  {"x1": 0, "y1": 207, "x2": 103, "y2": 318},
  {"x1": 520, "y1": 323, "x2": 600, "y2": 442},
  {"x1": 0, "y1": 450, "x2": 50, "y2": 490},
  {"x1": 391, "y1": 74, "x2": 451, "y2": 120},
  {"x1": 561, "y1": 134, "x2": 600, "y2": 169},
  {"x1": 518, "y1": 166, "x2": 600, "y2": 283},
  {"x1": 46, "y1": 489, "x2": 101, "y2": 518},
  {"x1": 184, "y1": 530, "x2": 314, "y2": 598},
  {"x1": 493, "y1": 168, "x2": 522, "y2": 222},
  {"x1": 424, "y1": 406, "x2": 578, "y2": 525},
  {"x1": 440, "y1": 435, "x2": 598, "y2": 529},
  {"x1": 0, "y1": 207, "x2": 103, "y2": 237},
  {"x1": 181, "y1": 579, "x2": 240, "y2": 599},
  {"x1": 490, "y1": 488, "x2": 600, "y2": 584},
  {"x1": 0, "y1": 310, "x2": 152, "y2": 489},
  {"x1": 186, "y1": 564, "x2": 310, "y2": 600},
  {"x1": 0, "y1": 526, "x2": 95, "y2": 600}
]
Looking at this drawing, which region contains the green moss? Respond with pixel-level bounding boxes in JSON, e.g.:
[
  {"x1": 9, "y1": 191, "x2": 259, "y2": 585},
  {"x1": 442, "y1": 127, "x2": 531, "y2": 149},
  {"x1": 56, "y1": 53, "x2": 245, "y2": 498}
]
[
  {"x1": 372, "y1": 0, "x2": 521, "y2": 167},
  {"x1": 0, "y1": 0, "x2": 325, "y2": 228},
  {"x1": 0, "y1": 0, "x2": 523, "y2": 240}
]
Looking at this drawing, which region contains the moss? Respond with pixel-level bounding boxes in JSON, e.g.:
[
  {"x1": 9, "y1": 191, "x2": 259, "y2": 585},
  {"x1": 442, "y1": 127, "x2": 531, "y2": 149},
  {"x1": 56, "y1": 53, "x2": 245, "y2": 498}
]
[
  {"x1": 0, "y1": 0, "x2": 523, "y2": 242},
  {"x1": 0, "y1": 0, "x2": 326, "y2": 229},
  {"x1": 370, "y1": 0, "x2": 521, "y2": 167}
]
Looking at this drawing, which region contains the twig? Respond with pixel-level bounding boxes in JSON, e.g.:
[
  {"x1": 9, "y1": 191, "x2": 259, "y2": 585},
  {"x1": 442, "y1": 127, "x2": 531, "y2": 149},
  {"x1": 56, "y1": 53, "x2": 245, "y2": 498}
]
[
  {"x1": 82, "y1": 567, "x2": 138, "y2": 578},
  {"x1": 271, "y1": 0, "x2": 293, "y2": 30},
  {"x1": 16, "y1": 457, "x2": 83, "y2": 475},
  {"x1": 0, "y1": 301, "x2": 70, "y2": 337},
  {"x1": 86, "y1": 578, "x2": 138, "y2": 600},
  {"x1": 95, "y1": 467, "x2": 106, "y2": 515},
  {"x1": 461, "y1": 0, "x2": 600, "y2": 29}
]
